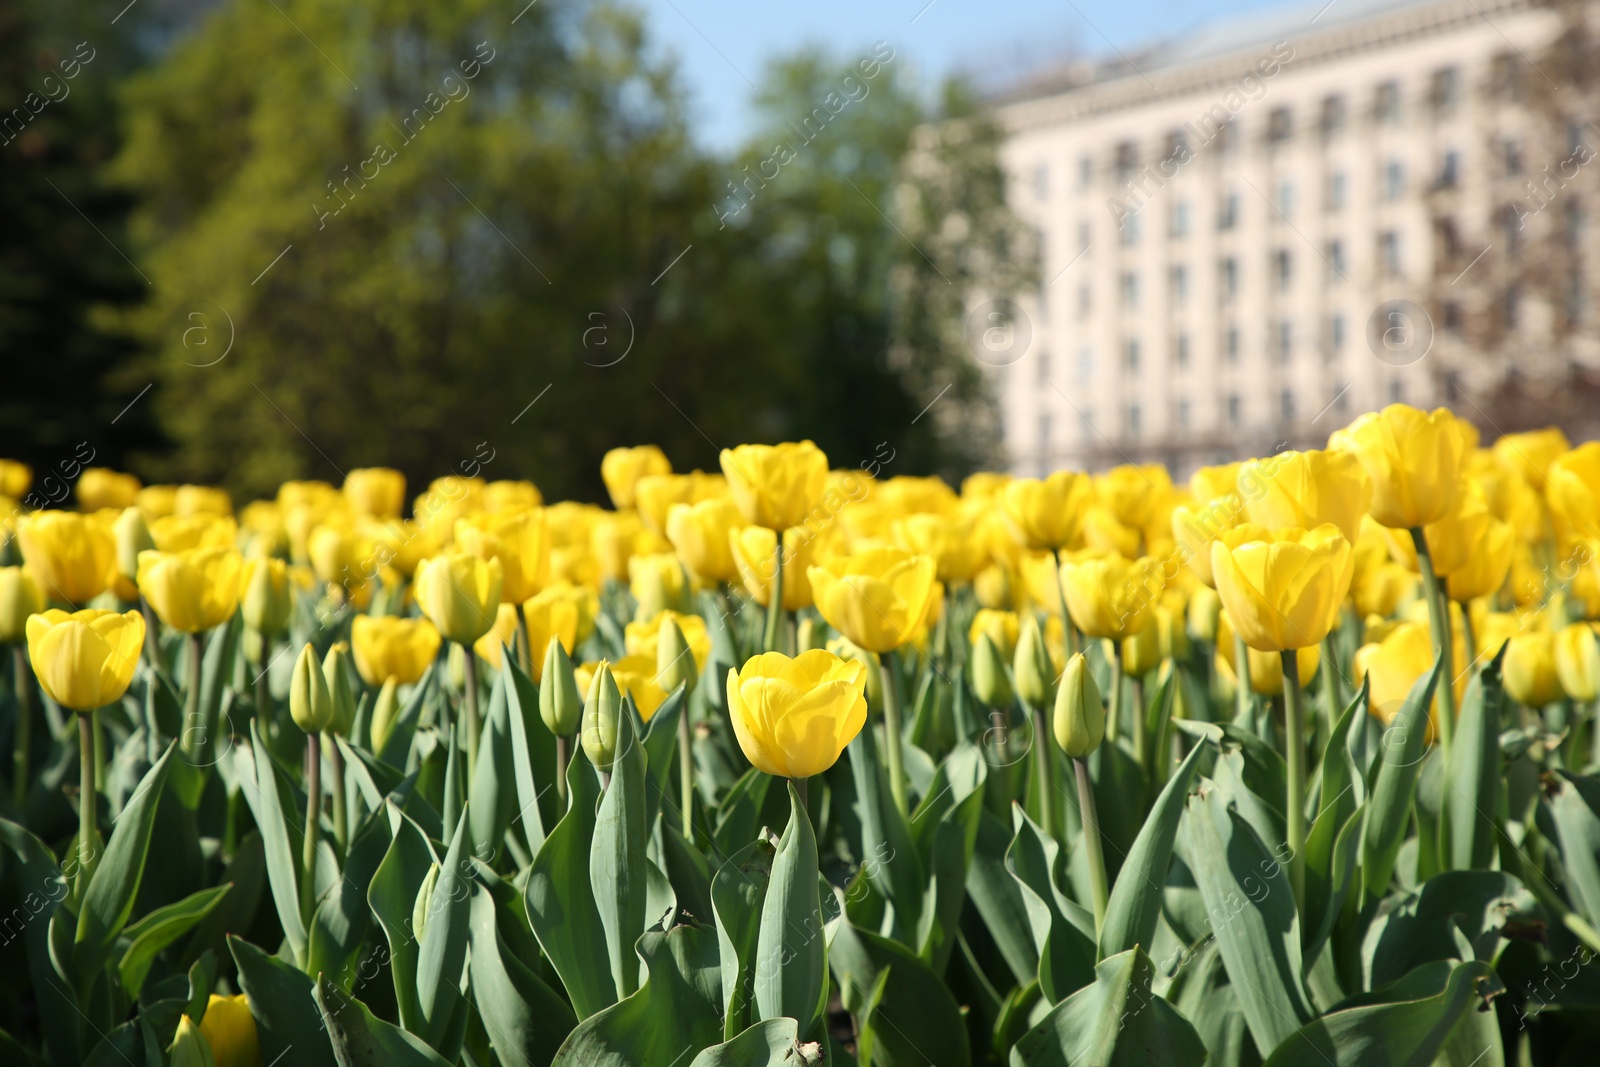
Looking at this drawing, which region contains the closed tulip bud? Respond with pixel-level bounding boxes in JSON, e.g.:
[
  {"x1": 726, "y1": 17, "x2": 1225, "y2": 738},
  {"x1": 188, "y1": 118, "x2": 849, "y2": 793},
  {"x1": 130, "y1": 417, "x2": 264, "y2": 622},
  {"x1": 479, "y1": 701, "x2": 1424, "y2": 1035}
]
[
  {"x1": 581, "y1": 661, "x2": 623, "y2": 771},
  {"x1": 1556, "y1": 623, "x2": 1600, "y2": 703},
  {"x1": 796, "y1": 615, "x2": 825, "y2": 652},
  {"x1": 323, "y1": 643, "x2": 356, "y2": 735},
  {"x1": 1053, "y1": 652, "x2": 1104, "y2": 758},
  {"x1": 113, "y1": 506, "x2": 153, "y2": 583},
  {"x1": 196, "y1": 993, "x2": 260, "y2": 1067},
  {"x1": 971, "y1": 633, "x2": 1014, "y2": 708},
  {"x1": 540, "y1": 639, "x2": 582, "y2": 736},
  {"x1": 655, "y1": 614, "x2": 698, "y2": 696},
  {"x1": 1157, "y1": 605, "x2": 1190, "y2": 661},
  {"x1": 370, "y1": 678, "x2": 401, "y2": 753},
  {"x1": 168, "y1": 1014, "x2": 212, "y2": 1067},
  {"x1": 1187, "y1": 586, "x2": 1221, "y2": 643},
  {"x1": 1120, "y1": 617, "x2": 1161, "y2": 678},
  {"x1": 240, "y1": 556, "x2": 292, "y2": 638},
  {"x1": 290, "y1": 642, "x2": 333, "y2": 733},
  {"x1": 1503, "y1": 631, "x2": 1562, "y2": 710},
  {"x1": 1013, "y1": 614, "x2": 1054, "y2": 709},
  {"x1": 412, "y1": 862, "x2": 441, "y2": 943},
  {"x1": 0, "y1": 566, "x2": 44, "y2": 645}
]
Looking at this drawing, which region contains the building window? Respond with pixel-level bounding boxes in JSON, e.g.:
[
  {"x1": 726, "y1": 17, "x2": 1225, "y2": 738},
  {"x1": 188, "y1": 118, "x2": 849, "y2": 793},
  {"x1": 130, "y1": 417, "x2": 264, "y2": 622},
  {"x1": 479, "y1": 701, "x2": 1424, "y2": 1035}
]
[
  {"x1": 1492, "y1": 52, "x2": 1521, "y2": 101},
  {"x1": 1274, "y1": 249, "x2": 1292, "y2": 290},
  {"x1": 1278, "y1": 320, "x2": 1292, "y2": 361},
  {"x1": 1177, "y1": 399, "x2": 1191, "y2": 431},
  {"x1": 1033, "y1": 162, "x2": 1049, "y2": 200},
  {"x1": 1384, "y1": 160, "x2": 1405, "y2": 201},
  {"x1": 1568, "y1": 272, "x2": 1585, "y2": 325},
  {"x1": 1170, "y1": 265, "x2": 1188, "y2": 303},
  {"x1": 1078, "y1": 154, "x2": 1092, "y2": 188},
  {"x1": 1175, "y1": 333, "x2": 1190, "y2": 368},
  {"x1": 1442, "y1": 302, "x2": 1462, "y2": 334},
  {"x1": 1220, "y1": 257, "x2": 1238, "y2": 298},
  {"x1": 1127, "y1": 403, "x2": 1141, "y2": 437},
  {"x1": 1380, "y1": 231, "x2": 1401, "y2": 275},
  {"x1": 1120, "y1": 212, "x2": 1140, "y2": 246},
  {"x1": 1430, "y1": 66, "x2": 1458, "y2": 112},
  {"x1": 1389, "y1": 379, "x2": 1404, "y2": 403},
  {"x1": 1115, "y1": 141, "x2": 1139, "y2": 182},
  {"x1": 1077, "y1": 220, "x2": 1090, "y2": 249},
  {"x1": 1326, "y1": 171, "x2": 1346, "y2": 212},
  {"x1": 1076, "y1": 345, "x2": 1094, "y2": 383},
  {"x1": 1319, "y1": 95, "x2": 1345, "y2": 137},
  {"x1": 1276, "y1": 180, "x2": 1295, "y2": 218},
  {"x1": 1037, "y1": 414, "x2": 1052, "y2": 459},
  {"x1": 1329, "y1": 313, "x2": 1345, "y2": 353},
  {"x1": 1280, "y1": 389, "x2": 1295, "y2": 420},
  {"x1": 1566, "y1": 199, "x2": 1584, "y2": 248},
  {"x1": 1438, "y1": 151, "x2": 1459, "y2": 189},
  {"x1": 1218, "y1": 192, "x2": 1239, "y2": 230},
  {"x1": 1036, "y1": 348, "x2": 1050, "y2": 384},
  {"x1": 1227, "y1": 393, "x2": 1241, "y2": 427},
  {"x1": 1499, "y1": 205, "x2": 1523, "y2": 254},
  {"x1": 1225, "y1": 326, "x2": 1240, "y2": 363},
  {"x1": 1125, "y1": 339, "x2": 1141, "y2": 372},
  {"x1": 1502, "y1": 139, "x2": 1523, "y2": 176},
  {"x1": 1375, "y1": 81, "x2": 1400, "y2": 124},
  {"x1": 1267, "y1": 107, "x2": 1292, "y2": 144},
  {"x1": 1325, "y1": 239, "x2": 1345, "y2": 280},
  {"x1": 1505, "y1": 285, "x2": 1520, "y2": 328},
  {"x1": 1120, "y1": 272, "x2": 1139, "y2": 310},
  {"x1": 1170, "y1": 200, "x2": 1190, "y2": 238},
  {"x1": 1077, "y1": 283, "x2": 1091, "y2": 319}
]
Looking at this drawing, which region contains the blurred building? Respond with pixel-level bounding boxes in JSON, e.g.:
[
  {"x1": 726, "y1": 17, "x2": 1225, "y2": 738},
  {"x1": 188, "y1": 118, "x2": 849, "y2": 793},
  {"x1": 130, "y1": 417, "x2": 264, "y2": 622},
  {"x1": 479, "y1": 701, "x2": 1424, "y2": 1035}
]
[{"x1": 988, "y1": 0, "x2": 1577, "y2": 476}]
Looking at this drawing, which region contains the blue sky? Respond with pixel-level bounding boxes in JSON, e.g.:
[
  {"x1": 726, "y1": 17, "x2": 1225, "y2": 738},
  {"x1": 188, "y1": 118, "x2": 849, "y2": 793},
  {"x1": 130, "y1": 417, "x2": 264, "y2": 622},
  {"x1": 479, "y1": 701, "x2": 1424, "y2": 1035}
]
[{"x1": 632, "y1": 0, "x2": 1284, "y2": 149}]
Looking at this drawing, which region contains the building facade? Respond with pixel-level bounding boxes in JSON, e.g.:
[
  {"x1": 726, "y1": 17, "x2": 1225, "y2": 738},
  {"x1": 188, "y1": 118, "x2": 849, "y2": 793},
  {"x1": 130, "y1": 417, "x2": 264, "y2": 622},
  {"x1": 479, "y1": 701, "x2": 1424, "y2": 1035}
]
[{"x1": 989, "y1": 0, "x2": 1567, "y2": 478}]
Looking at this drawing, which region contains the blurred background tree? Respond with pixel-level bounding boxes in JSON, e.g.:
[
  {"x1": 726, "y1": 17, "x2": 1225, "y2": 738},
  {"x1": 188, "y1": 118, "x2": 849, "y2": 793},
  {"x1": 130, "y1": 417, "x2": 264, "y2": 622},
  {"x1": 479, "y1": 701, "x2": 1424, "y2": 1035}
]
[{"x1": 75, "y1": 0, "x2": 1028, "y2": 503}]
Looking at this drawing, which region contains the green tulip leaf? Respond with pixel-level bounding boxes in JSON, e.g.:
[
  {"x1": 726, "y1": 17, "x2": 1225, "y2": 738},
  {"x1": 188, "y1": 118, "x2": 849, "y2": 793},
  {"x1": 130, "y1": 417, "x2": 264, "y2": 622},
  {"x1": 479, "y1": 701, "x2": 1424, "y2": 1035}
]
[
  {"x1": 229, "y1": 934, "x2": 337, "y2": 1067},
  {"x1": 1363, "y1": 870, "x2": 1544, "y2": 989},
  {"x1": 307, "y1": 802, "x2": 394, "y2": 990},
  {"x1": 499, "y1": 655, "x2": 556, "y2": 852},
  {"x1": 378, "y1": 665, "x2": 436, "y2": 770},
  {"x1": 642, "y1": 686, "x2": 687, "y2": 832},
  {"x1": 1443, "y1": 646, "x2": 1506, "y2": 873},
  {"x1": 754, "y1": 783, "x2": 825, "y2": 1034},
  {"x1": 911, "y1": 742, "x2": 987, "y2": 972},
  {"x1": 313, "y1": 974, "x2": 452, "y2": 1067},
  {"x1": 847, "y1": 724, "x2": 925, "y2": 943},
  {"x1": 0, "y1": 818, "x2": 80, "y2": 1065},
  {"x1": 710, "y1": 837, "x2": 775, "y2": 1039},
  {"x1": 688, "y1": 1017, "x2": 803, "y2": 1067},
  {"x1": 116, "y1": 882, "x2": 231, "y2": 998},
  {"x1": 236, "y1": 721, "x2": 307, "y2": 963},
  {"x1": 829, "y1": 915, "x2": 971, "y2": 1067},
  {"x1": 1005, "y1": 806, "x2": 1096, "y2": 1003},
  {"x1": 366, "y1": 803, "x2": 439, "y2": 1033},
  {"x1": 1547, "y1": 769, "x2": 1600, "y2": 930},
  {"x1": 592, "y1": 700, "x2": 650, "y2": 999},
  {"x1": 468, "y1": 671, "x2": 517, "y2": 858},
  {"x1": 468, "y1": 882, "x2": 576, "y2": 1067},
  {"x1": 967, "y1": 808, "x2": 1040, "y2": 987},
  {"x1": 1360, "y1": 655, "x2": 1442, "y2": 903}
]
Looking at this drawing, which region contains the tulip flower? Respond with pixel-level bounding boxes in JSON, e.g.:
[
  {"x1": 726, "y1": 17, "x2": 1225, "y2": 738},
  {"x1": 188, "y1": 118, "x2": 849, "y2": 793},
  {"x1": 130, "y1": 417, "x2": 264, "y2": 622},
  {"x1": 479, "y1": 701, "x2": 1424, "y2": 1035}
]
[
  {"x1": 414, "y1": 552, "x2": 502, "y2": 646},
  {"x1": 351, "y1": 615, "x2": 441, "y2": 688},
  {"x1": 1556, "y1": 623, "x2": 1600, "y2": 704},
  {"x1": 1547, "y1": 442, "x2": 1600, "y2": 543},
  {"x1": 0, "y1": 566, "x2": 43, "y2": 646},
  {"x1": 1001, "y1": 473, "x2": 1094, "y2": 553},
  {"x1": 807, "y1": 548, "x2": 938, "y2": 655},
  {"x1": 471, "y1": 601, "x2": 519, "y2": 670},
  {"x1": 1504, "y1": 631, "x2": 1562, "y2": 710},
  {"x1": 1443, "y1": 517, "x2": 1514, "y2": 603},
  {"x1": 196, "y1": 993, "x2": 261, "y2": 1067},
  {"x1": 136, "y1": 547, "x2": 243, "y2": 635},
  {"x1": 730, "y1": 526, "x2": 816, "y2": 613},
  {"x1": 1215, "y1": 611, "x2": 1320, "y2": 698},
  {"x1": 17, "y1": 510, "x2": 116, "y2": 605},
  {"x1": 240, "y1": 557, "x2": 292, "y2": 639},
  {"x1": 725, "y1": 650, "x2": 867, "y2": 780},
  {"x1": 1351, "y1": 621, "x2": 1462, "y2": 738},
  {"x1": 628, "y1": 552, "x2": 689, "y2": 622},
  {"x1": 76, "y1": 468, "x2": 141, "y2": 511},
  {"x1": 455, "y1": 508, "x2": 550, "y2": 604},
  {"x1": 1331, "y1": 404, "x2": 1467, "y2": 529},
  {"x1": 625, "y1": 610, "x2": 710, "y2": 677},
  {"x1": 601, "y1": 445, "x2": 672, "y2": 510},
  {"x1": 343, "y1": 467, "x2": 406, "y2": 518},
  {"x1": 1096, "y1": 464, "x2": 1173, "y2": 530},
  {"x1": 580, "y1": 660, "x2": 624, "y2": 774},
  {"x1": 971, "y1": 632, "x2": 1014, "y2": 710},
  {"x1": 1209, "y1": 525, "x2": 1352, "y2": 653},
  {"x1": 968, "y1": 609, "x2": 1020, "y2": 662},
  {"x1": 891, "y1": 510, "x2": 988, "y2": 583},
  {"x1": 1056, "y1": 651, "x2": 1109, "y2": 929},
  {"x1": 665, "y1": 497, "x2": 744, "y2": 584},
  {"x1": 1238, "y1": 448, "x2": 1371, "y2": 543},
  {"x1": 0, "y1": 459, "x2": 30, "y2": 498},
  {"x1": 175, "y1": 485, "x2": 232, "y2": 517},
  {"x1": 1493, "y1": 427, "x2": 1569, "y2": 490},
  {"x1": 719, "y1": 441, "x2": 829, "y2": 532}
]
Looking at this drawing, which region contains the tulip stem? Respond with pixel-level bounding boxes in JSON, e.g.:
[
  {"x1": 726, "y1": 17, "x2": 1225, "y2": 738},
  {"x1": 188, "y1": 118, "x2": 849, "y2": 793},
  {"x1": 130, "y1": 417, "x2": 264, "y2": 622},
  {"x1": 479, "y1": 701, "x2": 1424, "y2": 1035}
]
[
  {"x1": 92, "y1": 710, "x2": 106, "y2": 793},
  {"x1": 763, "y1": 536, "x2": 785, "y2": 654},
  {"x1": 1052, "y1": 558, "x2": 1080, "y2": 657},
  {"x1": 13, "y1": 646, "x2": 32, "y2": 811},
  {"x1": 327, "y1": 736, "x2": 348, "y2": 859},
  {"x1": 1105, "y1": 644, "x2": 1123, "y2": 743},
  {"x1": 76, "y1": 712, "x2": 98, "y2": 900},
  {"x1": 463, "y1": 645, "x2": 481, "y2": 783},
  {"x1": 880, "y1": 652, "x2": 908, "y2": 816},
  {"x1": 181, "y1": 633, "x2": 204, "y2": 761},
  {"x1": 301, "y1": 731, "x2": 321, "y2": 927},
  {"x1": 1280, "y1": 651, "x2": 1307, "y2": 914},
  {"x1": 1131, "y1": 677, "x2": 1147, "y2": 771},
  {"x1": 1033, "y1": 704, "x2": 1058, "y2": 840},
  {"x1": 1234, "y1": 633, "x2": 1253, "y2": 724},
  {"x1": 1073, "y1": 756, "x2": 1108, "y2": 935},
  {"x1": 554, "y1": 735, "x2": 569, "y2": 805},
  {"x1": 678, "y1": 697, "x2": 695, "y2": 842},
  {"x1": 1410, "y1": 528, "x2": 1457, "y2": 760},
  {"x1": 1320, "y1": 635, "x2": 1342, "y2": 753},
  {"x1": 515, "y1": 609, "x2": 533, "y2": 674},
  {"x1": 139, "y1": 595, "x2": 161, "y2": 671},
  {"x1": 791, "y1": 775, "x2": 808, "y2": 810}
]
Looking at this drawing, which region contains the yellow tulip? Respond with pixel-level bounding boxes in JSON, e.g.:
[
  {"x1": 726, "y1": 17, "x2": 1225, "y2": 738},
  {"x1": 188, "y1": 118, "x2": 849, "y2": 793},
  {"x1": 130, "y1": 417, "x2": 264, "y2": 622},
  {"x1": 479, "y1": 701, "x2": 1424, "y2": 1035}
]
[
  {"x1": 473, "y1": 603, "x2": 520, "y2": 670},
  {"x1": 514, "y1": 590, "x2": 578, "y2": 679},
  {"x1": 1059, "y1": 552, "x2": 1167, "y2": 641},
  {"x1": 1000, "y1": 471, "x2": 1092, "y2": 550},
  {"x1": 601, "y1": 445, "x2": 672, "y2": 510},
  {"x1": 240, "y1": 556, "x2": 292, "y2": 637},
  {"x1": 136, "y1": 484, "x2": 179, "y2": 519},
  {"x1": 17, "y1": 510, "x2": 116, "y2": 604},
  {"x1": 343, "y1": 467, "x2": 406, "y2": 518},
  {"x1": 136, "y1": 547, "x2": 243, "y2": 634},
  {"x1": 972, "y1": 563, "x2": 1013, "y2": 611},
  {"x1": 197, "y1": 993, "x2": 261, "y2": 1067},
  {"x1": 0, "y1": 460, "x2": 30, "y2": 498},
  {"x1": 1352, "y1": 621, "x2": 1450, "y2": 735},
  {"x1": 807, "y1": 547, "x2": 937, "y2": 653},
  {"x1": 628, "y1": 552, "x2": 688, "y2": 621},
  {"x1": 1384, "y1": 481, "x2": 1493, "y2": 578},
  {"x1": 961, "y1": 471, "x2": 1011, "y2": 501},
  {"x1": 1444, "y1": 517, "x2": 1514, "y2": 603},
  {"x1": 635, "y1": 472, "x2": 723, "y2": 535},
  {"x1": 25, "y1": 608, "x2": 144, "y2": 711},
  {"x1": 0, "y1": 567, "x2": 45, "y2": 644},
  {"x1": 413, "y1": 552, "x2": 502, "y2": 645},
  {"x1": 150, "y1": 513, "x2": 239, "y2": 553},
  {"x1": 1053, "y1": 652, "x2": 1104, "y2": 757},
  {"x1": 719, "y1": 441, "x2": 829, "y2": 531},
  {"x1": 1170, "y1": 497, "x2": 1242, "y2": 587},
  {"x1": 625, "y1": 609, "x2": 710, "y2": 674},
  {"x1": 527, "y1": 581, "x2": 596, "y2": 646},
  {"x1": 665, "y1": 497, "x2": 743, "y2": 584},
  {"x1": 1493, "y1": 427, "x2": 1569, "y2": 490},
  {"x1": 1189, "y1": 463, "x2": 1243, "y2": 506},
  {"x1": 968, "y1": 609, "x2": 1020, "y2": 662},
  {"x1": 1353, "y1": 561, "x2": 1418, "y2": 618},
  {"x1": 1187, "y1": 585, "x2": 1221, "y2": 643},
  {"x1": 590, "y1": 510, "x2": 644, "y2": 582},
  {"x1": 1096, "y1": 464, "x2": 1173, "y2": 529},
  {"x1": 1331, "y1": 404, "x2": 1467, "y2": 528},
  {"x1": 455, "y1": 509, "x2": 550, "y2": 603},
  {"x1": 1210, "y1": 524, "x2": 1353, "y2": 652},
  {"x1": 875, "y1": 475, "x2": 959, "y2": 518},
  {"x1": 730, "y1": 526, "x2": 817, "y2": 611},
  {"x1": 1556, "y1": 622, "x2": 1600, "y2": 703},
  {"x1": 351, "y1": 615, "x2": 441, "y2": 686},
  {"x1": 484, "y1": 479, "x2": 544, "y2": 513},
  {"x1": 172, "y1": 485, "x2": 230, "y2": 517},
  {"x1": 726, "y1": 649, "x2": 868, "y2": 778},
  {"x1": 414, "y1": 476, "x2": 483, "y2": 547},
  {"x1": 1081, "y1": 506, "x2": 1143, "y2": 557},
  {"x1": 577, "y1": 654, "x2": 669, "y2": 721},
  {"x1": 76, "y1": 468, "x2": 141, "y2": 511},
  {"x1": 1504, "y1": 630, "x2": 1563, "y2": 708},
  {"x1": 1238, "y1": 448, "x2": 1371, "y2": 543},
  {"x1": 1547, "y1": 442, "x2": 1600, "y2": 542},
  {"x1": 891, "y1": 510, "x2": 987, "y2": 583},
  {"x1": 1119, "y1": 616, "x2": 1162, "y2": 677},
  {"x1": 1216, "y1": 610, "x2": 1319, "y2": 696}
]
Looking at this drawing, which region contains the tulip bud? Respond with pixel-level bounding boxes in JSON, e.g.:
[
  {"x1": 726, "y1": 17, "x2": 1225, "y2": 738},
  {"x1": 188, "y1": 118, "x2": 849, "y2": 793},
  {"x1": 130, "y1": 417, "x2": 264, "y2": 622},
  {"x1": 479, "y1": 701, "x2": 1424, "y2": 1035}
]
[
  {"x1": 827, "y1": 635, "x2": 882, "y2": 716},
  {"x1": 632, "y1": 561, "x2": 671, "y2": 623},
  {"x1": 540, "y1": 640, "x2": 582, "y2": 737},
  {"x1": 1556, "y1": 623, "x2": 1600, "y2": 704},
  {"x1": 241, "y1": 557, "x2": 292, "y2": 638},
  {"x1": 1158, "y1": 605, "x2": 1191, "y2": 662},
  {"x1": 323, "y1": 642, "x2": 356, "y2": 735},
  {"x1": 971, "y1": 633, "x2": 1014, "y2": 708},
  {"x1": 1187, "y1": 586, "x2": 1221, "y2": 644},
  {"x1": 370, "y1": 677, "x2": 400, "y2": 752},
  {"x1": 655, "y1": 614, "x2": 698, "y2": 696},
  {"x1": 1053, "y1": 652, "x2": 1105, "y2": 758},
  {"x1": 1013, "y1": 614, "x2": 1054, "y2": 709},
  {"x1": 289, "y1": 642, "x2": 333, "y2": 733},
  {"x1": 0, "y1": 567, "x2": 44, "y2": 645},
  {"x1": 113, "y1": 507, "x2": 153, "y2": 583},
  {"x1": 447, "y1": 642, "x2": 466, "y2": 691},
  {"x1": 797, "y1": 615, "x2": 826, "y2": 652},
  {"x1": 973, "y1": 563, "x2": 1011, "y2": 611},
  {"x1": 412, "y1": 862, "x2": 440, "y2": 943},
  {"x1": 581, "y1": 661, "x2": 622, "y2": 771},
  {"x1": 197, "y1": 993, "x2": 260, "y2": 1067},
  {"x1": 1120, "y1": 618, "x2": 1161, "y2": 678},
  {"x1": 168, "y1": 1014, "x2": 211, "y2": 1067}
]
